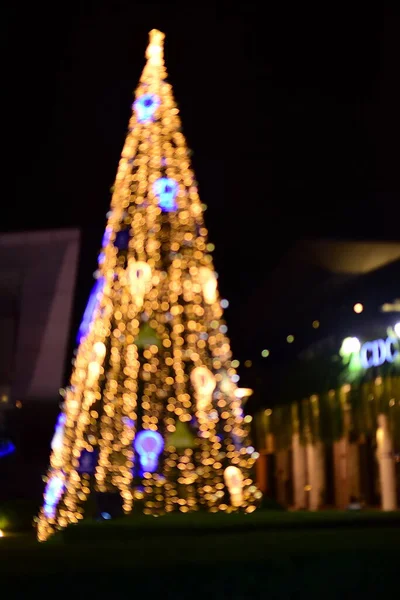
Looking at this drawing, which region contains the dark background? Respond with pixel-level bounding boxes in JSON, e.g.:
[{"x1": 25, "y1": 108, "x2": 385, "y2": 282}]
[{"x1": 3, "y1": 3, "x2": 400, "y2": 378}]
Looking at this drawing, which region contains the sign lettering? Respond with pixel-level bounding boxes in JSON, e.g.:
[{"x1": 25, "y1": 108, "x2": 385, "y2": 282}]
[{"x1": 360, "y1": 336, "x2": 399, "y2": 369}]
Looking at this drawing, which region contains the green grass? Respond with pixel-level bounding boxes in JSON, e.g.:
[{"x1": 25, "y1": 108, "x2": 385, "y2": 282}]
[
  {"x1": 1, "y1": 511, "x2": 399, "y2": 597},
  {"x1": 61, "y1": 508, "x2": 400, "y2": 542}
]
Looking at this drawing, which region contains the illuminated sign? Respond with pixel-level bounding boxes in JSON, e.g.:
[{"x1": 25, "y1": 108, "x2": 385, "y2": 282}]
[{"x1": 360, "y1": 337, "x2": 399, "y2": 369}]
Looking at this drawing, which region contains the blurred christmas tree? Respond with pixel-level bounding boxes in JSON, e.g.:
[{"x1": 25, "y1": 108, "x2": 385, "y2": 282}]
[{"x1": 37, "y1": 30, "x2": 260, "y2": 542}]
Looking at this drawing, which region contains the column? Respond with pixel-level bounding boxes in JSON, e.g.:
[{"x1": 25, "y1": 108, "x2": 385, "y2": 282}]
[
  {"x1": 292, "y1": 432, "x2": 306, "y2": 509},
  {"x1": 376, "y1": 413, "x2": 397, "y2": 511},
  {"x1": 333, "y1": 437, "x2": 349, "y2": 509},
  {"x1": 255, "y1": 453, "x2": 268, "y2": 494},
  {"x1": 348, "y1": 441, "x2": 361, "y2": 501},
  {"x1": 276, "y1": 448, "x2": 290, "y2": 507},
  {"x1": 306, "y1": 441, "x2": 325, "y2": 510}
]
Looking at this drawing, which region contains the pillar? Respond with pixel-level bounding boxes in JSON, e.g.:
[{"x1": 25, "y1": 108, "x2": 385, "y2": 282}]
[
  {"x1": 255, "y1": 453, "x2": 268, "y2": 494},
  {"x1": 333, "y1": 437, "x2": 349, "y2": 509},
  {"x1": 306, "y1": 441, "x2": 325, "y2": 510},
  {"x1": 348, "y1": 441, "x2": 361, "y2": 501},
  {"x1": 276, "y1": 448, "x2": 290, "y2": 507},
  {"x1": 292, "y1": 432, "x2": 306, "y2": 509},
  {"x1": 376, "y1": 413, "x2": 397, "y2": 511}
]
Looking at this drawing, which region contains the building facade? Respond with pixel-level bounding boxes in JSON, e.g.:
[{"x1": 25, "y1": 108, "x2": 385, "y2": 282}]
[
  {"x1": 0, "y1": 229, "x2": 80, "y2": 500},
  {"x1": 249, "y1": 240, "x2": 400, "y2": 511}
]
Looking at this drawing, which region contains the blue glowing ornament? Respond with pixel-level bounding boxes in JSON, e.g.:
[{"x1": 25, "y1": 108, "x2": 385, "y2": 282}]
[
  {"x1": 114, "y1": 229, "x2": 130, "y2": 250},
  {"x1": 102, "y1": 226, "x2": 112, "y2": 248},
  {"x1": 134, "y1": 430, "x2": 164, "y2": 473},
  {"x1": 43, "y1": 473, "x2": 65, "y2": 518},
  {"x1": 153, "y1": 177, "x2": 179, "y2": 212},
  {"x1": 51, "y1": 413, "x2": 66, "y2": 452},
  {"x1": 76, "y1": 277, "x2": 105, "y2": 344},
  {"x1": 134, "y1": 93, "x2": 160, "y2": 123},
  {"x1": 122, "y1": 416, "x2": 135, "y2": 429},
  {"x1": 77, "y1": 449, "x2": 97, "y2": 474},
  {"x1": 0, "y1": 439, "x2": 16, "y2": 459}
]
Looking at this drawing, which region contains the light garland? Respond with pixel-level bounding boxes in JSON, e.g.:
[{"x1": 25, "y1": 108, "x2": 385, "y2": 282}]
[{"x1": 37, "y1": 29, "x2": 261, "y2": 542}]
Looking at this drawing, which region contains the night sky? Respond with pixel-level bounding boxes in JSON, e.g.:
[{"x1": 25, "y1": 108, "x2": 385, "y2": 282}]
[{"x1": 3, "y1": 4, "x2": 400, "y2": 377}]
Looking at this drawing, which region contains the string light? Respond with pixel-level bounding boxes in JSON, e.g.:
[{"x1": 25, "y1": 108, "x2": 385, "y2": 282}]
[{"x1": 37, "y1": 29, "x2": 260, "y2": 541}]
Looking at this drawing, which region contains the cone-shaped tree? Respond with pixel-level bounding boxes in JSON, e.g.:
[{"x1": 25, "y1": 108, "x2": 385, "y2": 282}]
[{"x1": 37, "y1": 30, "x2": 260, "y2": 542}]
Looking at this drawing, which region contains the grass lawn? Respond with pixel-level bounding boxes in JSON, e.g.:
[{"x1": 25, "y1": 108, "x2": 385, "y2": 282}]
[{"x1": 1, "y1": 511, "x2": 399, "y2": 598}]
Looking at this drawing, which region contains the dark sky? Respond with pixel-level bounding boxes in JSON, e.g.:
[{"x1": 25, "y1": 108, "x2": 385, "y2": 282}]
[{"x1": 3, "y1": 3, "x2": 400, "y2": 370}]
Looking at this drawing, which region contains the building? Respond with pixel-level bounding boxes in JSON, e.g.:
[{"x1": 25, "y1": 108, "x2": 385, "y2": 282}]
[
  {"x1": 0, "y1": 229, "x2": 80, "y2": 499},
  {"x1": 249, "y1": 240, "x2": 400, "y2": 511}
]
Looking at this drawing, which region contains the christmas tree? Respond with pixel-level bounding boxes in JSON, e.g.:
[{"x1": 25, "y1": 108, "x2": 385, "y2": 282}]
[{"x1": 37, "y1": 29, "x2": 260, "y2": 542}]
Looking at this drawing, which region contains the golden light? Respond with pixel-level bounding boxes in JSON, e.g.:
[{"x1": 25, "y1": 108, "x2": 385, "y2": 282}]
[
  {"x1": 198, "y1": 267, "x2": 217, "y2": 304},
  {"x1": 0, "y1": 530, "x2": 4, "y2": 538},
  {"x1": 286, "y1": 335, "x2": 295, "y2": 343},
  {"x1": 146, "y1": 29, "x2": 165, "y2": 67},
  {"x1": 224, "y1": 466, "x2": 244, "y2": 507},
  {"x1": 312, "y1": 320, "x2": 320, "y2": 329},
  {"x1": 353, "y1": 302, "x2": 364, "y2": 314},
  {"x1": 127, "y1": 260, "x2": 152, "y2": 308},
  {"x1": 261, "y1": 349, "x2": 270, "y2": 358},
  {"x1": 234, "y1": 388, "x2": 253, "y2": 399},
  {"x1": 190, "y1": 366, "x2": 216, "y2": 411}
]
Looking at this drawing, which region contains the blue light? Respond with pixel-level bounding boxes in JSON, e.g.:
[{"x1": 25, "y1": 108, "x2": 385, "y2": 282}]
[
  {"x1": 102, "y1": 226, "x2": 112, "y2": 248},
  {"x1": 122, "y1": 416, "x2": 135, "y2": 429},
  {"x1": 114, "y1": 229, "x2": 130, "y2": 250},
  {"x1": 360, "y1": 336, "x2": 400, "y2": 369},
  {"x1": 51, "y1": 413, "x2": 66, "y2": 452},
  {"x1": 43, "y1": 474, "x2": 65, "y2": 518},
  {"x1": 76, "y1": 277, "x2": 105, "y2": 344},
  {"x1": 77, "y1": 449, "x2": 97, "y2": 474},
  {"x1": 134, "y1": 93, "x2": 160, "y2": 123},
  {"x1": 153, "y1": 178, "x2": 179, "y2": 212},
  {"x1": 134, "y1": 430, "x2": 164, "y2": 473},
  {"x1": 101, "y1": 512, "x2": 112, "y2": 520},
  {"x1": 0, "y1": 440, "x2": 16, "y2": 459}
]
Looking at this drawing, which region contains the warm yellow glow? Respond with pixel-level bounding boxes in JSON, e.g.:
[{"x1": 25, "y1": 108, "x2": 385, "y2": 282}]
[
  {"x1": 127, "y1": 259, "x2": 152, "y2": 307},
  {"x1": 146, "y1": 29, "x2": 165, "y2": 67},
  {"x1": 286, "y1": 335, "x2": 294, "y2": 343},
  {"x1": 353, "y1": 302, "x2": 364, "y2": 314},
  {"x1": 224, "y1": 466, "x2": 244, "y2": 507},
  {"x1": 0, "y1": 530, "x2": 4, "y2": 538},
  {"x1": 235, "y1": 388, "x2": 253, "y2": 399},
  {"x1": 198, "y1": 267, "x2": 217, "y2": 304},
  {"x1": 191, "y1": 366, "x2": 216, "y2": 411},
  {"x1": 312, "y1": 320, "x2": 320, "y2": 329}
]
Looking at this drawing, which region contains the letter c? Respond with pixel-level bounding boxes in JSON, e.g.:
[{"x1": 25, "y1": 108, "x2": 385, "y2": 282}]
[{"x1": 386, "y1": 337, "x2": 399, "y2": 363}]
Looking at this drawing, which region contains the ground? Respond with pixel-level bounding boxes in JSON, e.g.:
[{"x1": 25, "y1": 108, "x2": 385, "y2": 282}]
[{"x1": 0, "y1": 511, "x2": 399, "y2": 598}]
